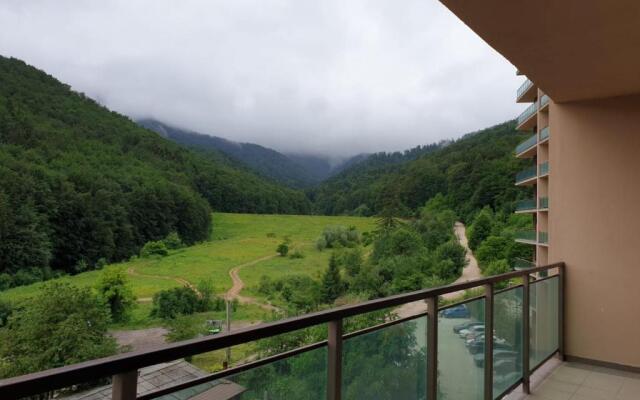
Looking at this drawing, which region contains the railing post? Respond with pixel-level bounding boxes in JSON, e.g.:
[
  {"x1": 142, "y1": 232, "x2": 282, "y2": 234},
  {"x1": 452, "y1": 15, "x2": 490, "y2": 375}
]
[
  {"x1": 112, "y1": 370, "x2": 137, "y2": 400},
  {"x1": 522, "y1": 274, "x2": 531, "y2": 394},
  {"x1": 483, "y1": 283, "x2": 494, "y2": 400},
  {"x1": 327, "y1": 319, "x2": 343, "y2": 400},
  {"x1": 558, "y1": 264, "x2": 565, "y2": 361},
  {"x1": 426, "y1": 297, "x2": 438, "y2": 400}
]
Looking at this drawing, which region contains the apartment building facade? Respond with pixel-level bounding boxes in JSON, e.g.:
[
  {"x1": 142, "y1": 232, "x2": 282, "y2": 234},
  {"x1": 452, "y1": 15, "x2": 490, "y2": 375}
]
[{"x1": 440, "y1": 0, "x2": 640, "y2": 369}]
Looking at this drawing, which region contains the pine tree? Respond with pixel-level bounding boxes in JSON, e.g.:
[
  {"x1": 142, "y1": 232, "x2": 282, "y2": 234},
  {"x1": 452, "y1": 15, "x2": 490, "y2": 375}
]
[{"x1": 320, "y1": 253, "x2": 344, "y2": 304}]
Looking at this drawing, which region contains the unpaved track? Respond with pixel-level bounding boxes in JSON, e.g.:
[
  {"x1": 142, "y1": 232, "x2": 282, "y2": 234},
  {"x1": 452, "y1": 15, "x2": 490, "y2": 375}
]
[
  {"x1": 396, "y1": 222, "x2": 481, "y2": 318},
  {"x1": 225, "y1": 254, "x2": 280, "y2": 312}
]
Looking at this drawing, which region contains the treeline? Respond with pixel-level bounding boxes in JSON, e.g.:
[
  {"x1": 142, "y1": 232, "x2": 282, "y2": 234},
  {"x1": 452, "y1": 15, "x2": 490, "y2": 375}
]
[
  {"x1": 0, "y1": 56, "x2": 310, "y2": 280},
  {"x1": 313, "y1": 122, "x2": 532, "y2": 221}
]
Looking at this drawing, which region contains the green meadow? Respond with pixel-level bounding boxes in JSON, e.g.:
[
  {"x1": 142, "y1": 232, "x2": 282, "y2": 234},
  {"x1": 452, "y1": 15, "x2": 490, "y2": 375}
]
[{"x1": 1, "y1": 213, "x2": 376, "y2": 326}]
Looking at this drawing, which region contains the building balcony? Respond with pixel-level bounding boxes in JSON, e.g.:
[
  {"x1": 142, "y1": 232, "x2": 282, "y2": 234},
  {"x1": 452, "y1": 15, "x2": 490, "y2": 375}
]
[
  {"x1": 539, "y1": 126, "x2": 549, "y2": 143},
  {"x1": 517, "y1": 103, "x2": 538, "y2": 131},
  {"x1": 539, "y1": 231, "x2": 549, "y2": 245},
  {"x1": 516, "y1": 79, "x2": 537, "y2": 103},
  {"x1": 539, "y1": 94, "x2": 550, "y2": 111},
  {"x1": 515, "y1": 133, "x2": 538, "y2": 158},
  {"x1": 539, "y1": 197, "x2": 549, "y2": 210},
  {"x1": 539, "y1": 161, "x2": 549, "y2": 177},
  {"x1": 0, "y1": 263, "x2": 567, "y2": 400},
  {"x1": 515, "y1": 230, "x2": 538, "y2": 244},
  {"x1": 515, "y1": 198, "x2": 537, "y2": 213},
  {"x1": 515, "y1": 165, "x2": 538, "y2": 186},
  {"x1": 513, "y1": 258, "x2": 535, "y2": 271}
]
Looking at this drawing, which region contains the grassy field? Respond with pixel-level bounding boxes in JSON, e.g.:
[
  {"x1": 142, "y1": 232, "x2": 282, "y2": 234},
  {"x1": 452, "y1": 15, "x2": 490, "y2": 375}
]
[{"x1": 1, "y1": 213, "x2": 376, "y2": 326}]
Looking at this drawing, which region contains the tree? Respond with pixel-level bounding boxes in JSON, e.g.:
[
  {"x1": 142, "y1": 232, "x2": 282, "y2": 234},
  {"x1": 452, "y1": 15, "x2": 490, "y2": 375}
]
[
  {"x1": 140, "y1": 240, "x2": 169, "y2": 257},
  {"x1": 468, "y1": 207, "x2": 494, "y2": 250},
  {"x1": 483, "y1": 259, "x2": 512, "y2": 289},
  {"x1": 277, "y1": 243, "x2": 289, "y2": 257},
  {"x1": 435, "y1": 240, "x2": 467, "y2": 280},
  {"x1": 320, "y1": 253, "x2": 344, "y2": 304},
  {"x1": 95, "y1": 268, "x2": 136, "y2": 322},
  {"x1": 0, "y1": 282, "x2": 116, "y2": 379},
  {"x1": 150, "y1": 286, "x2": 201, "y2": 319},
  {"x1": 476, "y1": 236, "x2": 511, "y2": 270}
]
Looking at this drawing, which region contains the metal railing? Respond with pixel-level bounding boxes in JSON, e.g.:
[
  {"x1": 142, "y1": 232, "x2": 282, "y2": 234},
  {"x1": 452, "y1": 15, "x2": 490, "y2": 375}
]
[
  {"x1": 517, "y1": 79, "x2": 534, "y2": 100},
  {"x1": 0, "y1": 263, "x2": 564, "y2": 400},
  {"x1": 515, "y1": 198, "x2": 537, "y2": 212},
  {"x1": 516, "y1": 165, "x2": 537, "y2": 184},
  {"x1": 540, "y1": 126, "x2": 550, "y2": 141},
  {"x1": 517, "y1": 103, "x2": 538, "y2": 126},
  {"x1": 515, "y1": 134, "x2": 537, "y2": 155}
]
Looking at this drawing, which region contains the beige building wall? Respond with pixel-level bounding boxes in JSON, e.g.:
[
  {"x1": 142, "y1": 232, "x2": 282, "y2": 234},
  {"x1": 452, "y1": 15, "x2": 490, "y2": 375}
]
[{"x1": 548, "y1": 93, "x2": 640, "y2": 367}]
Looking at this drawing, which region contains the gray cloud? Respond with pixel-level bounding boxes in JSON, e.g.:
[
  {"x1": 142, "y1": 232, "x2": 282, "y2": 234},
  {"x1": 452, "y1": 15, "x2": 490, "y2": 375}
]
[{"x1": 0, "y1": 0, "x2": 522, "y2": 156}]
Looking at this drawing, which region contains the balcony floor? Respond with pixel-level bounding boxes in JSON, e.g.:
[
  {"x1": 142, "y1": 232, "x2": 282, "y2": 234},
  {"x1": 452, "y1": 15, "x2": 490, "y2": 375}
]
[{"x1": 506, "y1": 359, "x2": 640, "y2": 400}]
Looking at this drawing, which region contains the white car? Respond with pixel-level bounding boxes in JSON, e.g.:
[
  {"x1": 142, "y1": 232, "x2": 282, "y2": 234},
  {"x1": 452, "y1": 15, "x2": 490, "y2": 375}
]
[{"x1": 459, "y1": 325, "x2": 484, "y2": 339}]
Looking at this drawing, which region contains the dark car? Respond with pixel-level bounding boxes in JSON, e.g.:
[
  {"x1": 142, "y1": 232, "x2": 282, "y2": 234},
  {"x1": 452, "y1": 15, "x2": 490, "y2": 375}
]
[
  {"x1": 467, "y1": 337, "x2": 513, "y2": 354},
  {"x1": 440, "y1": 304, "x2": 470, "y2": 318},
  {"x1": 473, "y1": 350, "x2": 518, "y2": 367},
  {"x1": 453, "y1": 321, "x2": 482, "y2": 334}
]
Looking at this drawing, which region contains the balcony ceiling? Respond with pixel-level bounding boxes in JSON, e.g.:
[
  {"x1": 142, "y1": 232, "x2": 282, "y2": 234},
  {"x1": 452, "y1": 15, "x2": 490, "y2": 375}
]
[{"x1": 440, "y1": 0, "x2": 640, "y2": 102}]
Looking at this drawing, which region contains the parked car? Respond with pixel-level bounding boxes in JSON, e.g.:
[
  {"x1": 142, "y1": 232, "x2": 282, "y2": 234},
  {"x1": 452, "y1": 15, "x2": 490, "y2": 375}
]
[
  {"x1": 440, "y1": 304, "x2": 470, "y2": 318},
  {"x1": 453, "y1": 321, "x2": 482, "y2": 334},
  {"x1": 473, "y1": 350, "x2": 518, "y2": 367},
  {"x1": 494, "y1": 359, "x2": 519, "y2": 376},
  {"x1": 467, "y1": 336, "x2": 512, "y2": 354},
  {"x1": 459, "y1": 325, "x2": 485, "y2": 339}
]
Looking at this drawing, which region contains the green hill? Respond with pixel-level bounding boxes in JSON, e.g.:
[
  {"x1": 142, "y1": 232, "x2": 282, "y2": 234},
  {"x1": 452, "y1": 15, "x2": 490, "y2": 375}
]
[
  {"x1": 0, "y1": 56, "x2": 310, "y2": 281},
  {"x1": 313, "y1": 122, "x2": 532, "y2": 220}
]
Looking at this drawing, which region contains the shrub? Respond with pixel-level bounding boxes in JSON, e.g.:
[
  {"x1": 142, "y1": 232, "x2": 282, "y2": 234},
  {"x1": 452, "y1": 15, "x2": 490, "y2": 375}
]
[
  {"x1": 289, "y1": 249, "x2": 304, "y2": 259},
  {"x1": 317, "y1": 225, "x2": 361, "y2": 250},
  {"x1": 151, "y1": 286, "x2": 200, "y2": 319},
  {"x1": 95, "y1": 269, "x2": 136, "y2": 322},
  {"x1": 140, "y1": 241, "x2": 169, "y2": 258},
  {"x1": 162, "y1": 232, "x2": 184, "y2": 250},
  {"x1": 316, "y1": 237, "x2": 327, "y2": 251},
  {"x1": 277, "y1": 243, "x2": 289, "y2": 257},
  {"x1": 95, "y1": 258, "x2": 108, "y2": 270}
]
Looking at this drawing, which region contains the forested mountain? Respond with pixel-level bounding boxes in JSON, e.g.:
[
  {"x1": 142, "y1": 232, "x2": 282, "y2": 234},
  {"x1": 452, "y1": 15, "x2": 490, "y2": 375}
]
[
  {"x1": 0, "y1": 56, "x2": 310, "y2": 281},
  {"x1": 139, "y1": 119, "x2": 321, "y2": 188},
  {"x1": 313, "y1": 122, "x2": 531, "y2": 221}
]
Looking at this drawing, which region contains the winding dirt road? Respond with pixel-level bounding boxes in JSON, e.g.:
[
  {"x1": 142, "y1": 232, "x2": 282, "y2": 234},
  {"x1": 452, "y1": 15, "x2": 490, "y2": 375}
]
[
  {"x1": 225, "y1": 254, "x2": 280, "y2": 312},
  {"x1": 396, "y1": 222, "x2": 482, "y2": 317}
]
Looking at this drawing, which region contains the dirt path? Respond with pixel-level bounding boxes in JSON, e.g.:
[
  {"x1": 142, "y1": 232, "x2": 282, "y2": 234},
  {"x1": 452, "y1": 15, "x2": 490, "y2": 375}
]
[
  {"x1": 396, "y1": 222, "x2": 482, "y2": 318},
  {"x1": 127, "y1": 267, "x2": 201, "y2": 302},
  {"x1": 225, "y1": 254, "x2": 281, "y2": 312}
]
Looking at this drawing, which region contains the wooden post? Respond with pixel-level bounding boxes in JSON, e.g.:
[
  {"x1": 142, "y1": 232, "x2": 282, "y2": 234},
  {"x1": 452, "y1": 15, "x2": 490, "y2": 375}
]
[
  {"x1": 226, "y1": 299, "x2": 232, "y2": 368},
  {"x1": 327, "y1": 319, "x2": 343, "y2": 400},
  {"x1": 522, "y1": 274, "x2": 531, "y2": 394},
  {"x1": 426, "y1": 297, "x2": 438, "y2": 400},
  {"x1": 484, "y1": 283, "x2": 494, "y2": 400},
  {"x1": 112, "y1": 370, "x2": 137, "y2": 400}
]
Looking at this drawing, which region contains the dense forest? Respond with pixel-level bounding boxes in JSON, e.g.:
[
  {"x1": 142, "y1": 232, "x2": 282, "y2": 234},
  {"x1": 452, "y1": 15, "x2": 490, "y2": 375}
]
[
  {"x1": 0, "y1": 56, "x2": 310, "y2": 282},
  {"x1": 313, "y1": 122, "x2": 531, "y2": 221}
]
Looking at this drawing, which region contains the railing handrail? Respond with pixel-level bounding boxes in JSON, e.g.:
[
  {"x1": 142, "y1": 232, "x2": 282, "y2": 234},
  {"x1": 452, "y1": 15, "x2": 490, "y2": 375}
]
[
  {"x1": 0, "y1": 262, "x2": 564, "y2": 399},
  {"x1": 517, "y1": 102, "x2": 538, "y2": 125},
  {"x1": 516, "y1": 79, "x2": 533, "y2": 99},
  {"x1": 515, "y1": 133, "x2": 537, "y2": 155}
]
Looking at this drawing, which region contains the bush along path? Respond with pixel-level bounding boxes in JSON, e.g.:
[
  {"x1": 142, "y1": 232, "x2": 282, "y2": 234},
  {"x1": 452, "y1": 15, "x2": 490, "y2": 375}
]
[
  {"x1": 396, "y1": 222, "x2": 481, "y2": 317},
  {"x1": 225, "y1": 254, "x2": 281, "y2": 312}
]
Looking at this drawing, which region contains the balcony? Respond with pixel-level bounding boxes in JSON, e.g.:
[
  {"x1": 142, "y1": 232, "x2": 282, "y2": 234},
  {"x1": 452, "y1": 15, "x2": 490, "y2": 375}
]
[
  {"x1": 515, "y1": 198, "x2": 537, "y2": 213},
  {"x1": 539, "y1": 231, "x2": 549, "y2": 244},
  {"x1": 539, "y1": 126, "x2": 549, "y2": 142},
  {"x1": 515, "y1": 165, "x2": 537, "y2": 186},
  {"x1": 539, "y1": 94, "x2": 550, "y2": 110},
  {"x1": 513, "y1": 258, "x2": 535, "y2": 271},
  {"x1": 515, "y1": 134, "x2": 537, "y2": 158},
  {"x1": 515, "y1": 230, "x2": 538, "y2": 244},
  {"x1": 539, "y1": 161, "x2": 549, "y2": 177},
  {"x1": 517, "y1": 103, "x2": 538, "y2": 131},
  {"x1": 0, "y1": 264, "x2": 565, "y2": 400},
  {"x1": 539, "y1": 197, "x2": 549, "y2": 210},
  {"x1": 516, "y1": 79, "x2": 536, "y2": 103}
]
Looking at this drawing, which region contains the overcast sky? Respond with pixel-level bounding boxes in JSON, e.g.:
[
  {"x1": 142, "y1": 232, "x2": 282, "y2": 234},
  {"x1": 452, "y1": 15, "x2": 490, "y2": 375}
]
[{"x1": 0, "y1": 0, "x2": 523, "y2": 157}]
